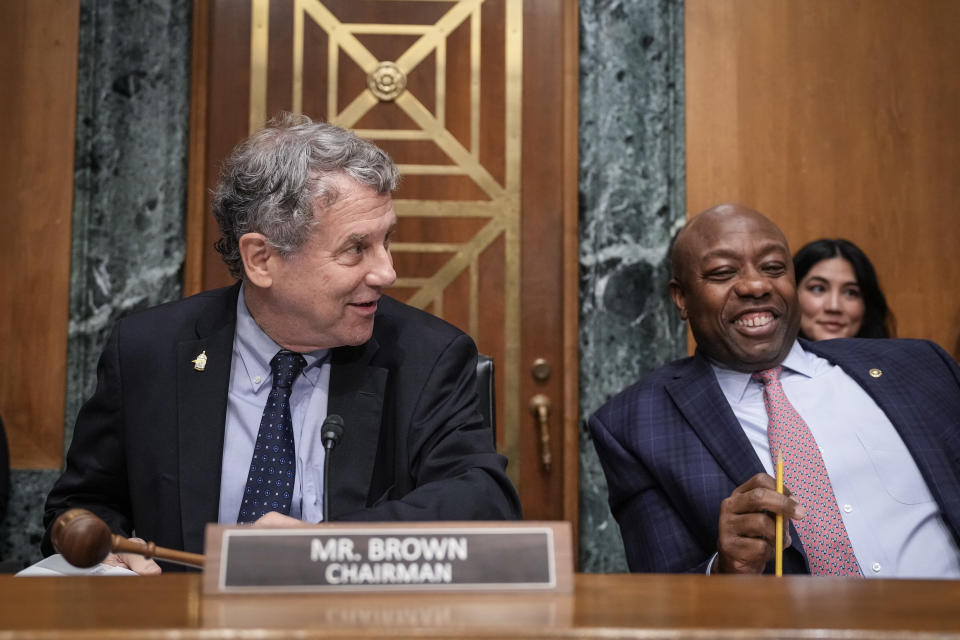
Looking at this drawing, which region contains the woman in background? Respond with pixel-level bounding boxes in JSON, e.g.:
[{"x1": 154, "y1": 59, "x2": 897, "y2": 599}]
[{"x1": 793, "y1": 238, "x2": 895, "y2": 340}]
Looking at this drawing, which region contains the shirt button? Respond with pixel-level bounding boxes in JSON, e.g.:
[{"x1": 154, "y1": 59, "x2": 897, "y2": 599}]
[
  {"x1": 843, "y1": 504, "x2": 853, "y2": 513},
  {"x1": 872, "y1": 562, "x2": 882, "y2": 573},
  {"x1": 254, "y1": 375, "x2": 262, "y2": 384}
]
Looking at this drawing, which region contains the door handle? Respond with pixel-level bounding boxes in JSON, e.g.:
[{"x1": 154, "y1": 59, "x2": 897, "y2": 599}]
[{"x1": 529, "y1": 394, "x2": 552, "y2": 473}]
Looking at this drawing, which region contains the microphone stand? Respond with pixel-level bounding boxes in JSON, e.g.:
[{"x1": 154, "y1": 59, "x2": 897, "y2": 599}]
[{"x1": 320, "y1": 414, "x2": 344, "y2": 523}]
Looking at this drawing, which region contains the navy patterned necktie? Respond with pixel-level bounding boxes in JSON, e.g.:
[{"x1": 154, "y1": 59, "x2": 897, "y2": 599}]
[{"x1": 237, "y1": 349, "x2": 307, "y2": 523}]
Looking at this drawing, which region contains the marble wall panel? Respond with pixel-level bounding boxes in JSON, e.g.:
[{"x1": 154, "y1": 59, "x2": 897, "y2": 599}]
[{"x1": 578, "y1": 0, "x2": 686, "y2": 572}]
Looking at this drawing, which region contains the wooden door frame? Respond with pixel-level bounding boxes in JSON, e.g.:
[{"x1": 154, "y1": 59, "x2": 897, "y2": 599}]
[
  {"x1": 559, "y1": 0, "x2": 580, "y2": 535},
  {"x1": 184, "y1": 0, "x2": 580, "y2": 545}
]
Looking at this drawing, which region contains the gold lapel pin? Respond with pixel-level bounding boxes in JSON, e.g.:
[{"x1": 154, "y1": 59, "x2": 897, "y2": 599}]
[
  {"x1": 192, "y1": 350, "x2": 208, "y2": 372},
  {"x1": 869, "y1": 368, "x2": 882, "y2": 378}
]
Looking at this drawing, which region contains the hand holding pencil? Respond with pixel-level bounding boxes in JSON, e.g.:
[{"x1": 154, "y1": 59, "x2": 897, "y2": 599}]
[{"x1": 714, "y1": 471, "x2": 806, "y2": 574}]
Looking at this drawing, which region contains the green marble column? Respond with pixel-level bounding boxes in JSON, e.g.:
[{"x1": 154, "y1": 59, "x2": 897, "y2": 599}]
[{"x1": 578, "y1": 0, "x2": 686, "y2": 572}]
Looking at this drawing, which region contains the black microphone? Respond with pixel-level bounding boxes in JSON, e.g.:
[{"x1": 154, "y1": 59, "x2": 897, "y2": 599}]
[
  {"x1": 321, "y1": 414, "x2": 344, "y2": 450},
  {"x1": 320, "y1": 414, "x2": 344, "y2": 523}
]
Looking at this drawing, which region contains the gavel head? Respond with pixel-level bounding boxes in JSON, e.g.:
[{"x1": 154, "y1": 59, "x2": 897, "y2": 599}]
[{"x1": 51, "y1": 508, "x2": 113, "y2": 568}]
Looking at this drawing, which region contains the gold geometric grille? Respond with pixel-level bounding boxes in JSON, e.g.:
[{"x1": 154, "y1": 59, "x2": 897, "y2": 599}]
[{"x1": 248, "y1": 0, "x2": 523, "y2": 465}]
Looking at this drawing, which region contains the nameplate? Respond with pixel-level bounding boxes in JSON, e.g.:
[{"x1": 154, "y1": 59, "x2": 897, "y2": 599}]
[{"x1": 202, "y1": 521, "x2": 572, "y2": 595}]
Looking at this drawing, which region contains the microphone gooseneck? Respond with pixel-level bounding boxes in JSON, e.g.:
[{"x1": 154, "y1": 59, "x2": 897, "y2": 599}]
[{"x1": 321, "y1": 414, "x2": 345, "y2": 523}]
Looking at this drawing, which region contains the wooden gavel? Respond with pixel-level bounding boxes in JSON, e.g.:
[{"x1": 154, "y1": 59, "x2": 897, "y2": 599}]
[{"x1": 51, "y1": 508, "x2": 204, "y2": 569}]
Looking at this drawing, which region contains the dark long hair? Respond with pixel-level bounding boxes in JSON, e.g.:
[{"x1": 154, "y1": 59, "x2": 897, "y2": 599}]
[{"x1": 793, "y1": 238, "x2": 895, "y2": 339}]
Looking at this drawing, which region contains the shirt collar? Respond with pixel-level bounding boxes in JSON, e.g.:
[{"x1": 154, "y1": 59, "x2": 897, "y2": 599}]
[
  {"x1": 235, "y1": 284, "x2": 329, "y2": 391},
  {"x1": 709, "y1": 340, "x2": 816, "y2": 403}
]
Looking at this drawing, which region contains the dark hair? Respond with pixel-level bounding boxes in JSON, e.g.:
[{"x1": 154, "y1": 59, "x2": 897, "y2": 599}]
[
  {"x1": 212, "y1": 112, "x2": 399, "y2": 279},
  {"x1": 793, "y1": 238, "x2": 895, "y2": 339}
]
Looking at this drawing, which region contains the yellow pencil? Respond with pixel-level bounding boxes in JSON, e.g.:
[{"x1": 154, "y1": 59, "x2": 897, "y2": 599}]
[{"x1": 775, "y1": 449, "x2": 784, "y2": 577}]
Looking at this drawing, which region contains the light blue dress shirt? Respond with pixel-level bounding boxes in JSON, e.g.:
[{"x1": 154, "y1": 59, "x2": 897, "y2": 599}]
[
  {"x1": 218, "y1": 286, "x2": 331, "y2": 524},
  {"x1": 711, "y1": 340, "x2": 960, "y2": 578}
]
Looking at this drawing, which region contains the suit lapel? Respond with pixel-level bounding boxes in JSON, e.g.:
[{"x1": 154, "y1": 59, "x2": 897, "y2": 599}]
[
  {"x1": 665, "y1": 354, "x2": 765, "y2": 487},
  {"x1": 326, "y1": 338, "x2": 387, "y2": 520},
  {"x1": 665, "y1": 354, "x2": 810, "y2": 569},
  {"x1": 176, "y1": 285, "x2": 239, "y2": 553}
]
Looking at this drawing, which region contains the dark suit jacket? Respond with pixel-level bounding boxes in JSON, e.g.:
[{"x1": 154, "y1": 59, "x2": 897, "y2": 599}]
[
  {"x1": 589, "y1": 338, "x2": 960, "y2": 573},
  {"x1": 43, "y1": 284, "x2": 521, "y2": 560}
]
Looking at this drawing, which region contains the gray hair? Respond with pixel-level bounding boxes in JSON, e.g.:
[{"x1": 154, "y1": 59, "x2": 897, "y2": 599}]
[{"x1": 212, "y1": 112, "x2": 400, "y2": 279}]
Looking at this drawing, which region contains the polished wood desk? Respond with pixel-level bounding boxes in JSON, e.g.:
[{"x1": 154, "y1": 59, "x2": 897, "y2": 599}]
[{"x1": 2, "y1": 573, "x2": 960, "y2": 639}]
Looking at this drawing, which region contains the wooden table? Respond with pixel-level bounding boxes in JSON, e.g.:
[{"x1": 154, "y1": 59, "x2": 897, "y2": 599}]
[{"x1": 2, "y1": 573, "x2": 960, "y2": 639}]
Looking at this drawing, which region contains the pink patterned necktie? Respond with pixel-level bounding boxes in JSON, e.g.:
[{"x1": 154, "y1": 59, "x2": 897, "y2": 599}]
[{"x1": 753, "y1": 366, "x2": 861, "y2": 576}]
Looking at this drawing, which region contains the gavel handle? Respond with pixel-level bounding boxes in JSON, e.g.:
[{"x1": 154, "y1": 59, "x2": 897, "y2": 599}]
[{"x1": 112, "y1": 534, "x2": 204, "y2": 569}]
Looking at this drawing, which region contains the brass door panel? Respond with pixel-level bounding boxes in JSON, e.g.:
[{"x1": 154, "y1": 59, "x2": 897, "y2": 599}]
[{"x1": 187, "y1": 0, "x2": 578, "y2": 527}]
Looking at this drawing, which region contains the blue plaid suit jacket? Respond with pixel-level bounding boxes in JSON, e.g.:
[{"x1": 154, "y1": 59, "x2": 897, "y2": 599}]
[{"x1": 589, "y1": 338, "x2": 960, "y2": 573}]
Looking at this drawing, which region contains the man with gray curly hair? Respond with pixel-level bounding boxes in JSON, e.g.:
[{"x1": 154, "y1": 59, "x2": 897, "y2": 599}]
[{"x1": 43, "y1": 114, "x2": 521, "y2": 574}]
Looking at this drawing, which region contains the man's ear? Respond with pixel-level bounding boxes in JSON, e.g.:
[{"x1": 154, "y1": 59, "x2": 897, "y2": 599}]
[
  {"x1": 669, "y1": 278, "x2": 688, "y2": 321},
  {"x1": 238, "y1": 233, "x2": 274, "y2": 287}
]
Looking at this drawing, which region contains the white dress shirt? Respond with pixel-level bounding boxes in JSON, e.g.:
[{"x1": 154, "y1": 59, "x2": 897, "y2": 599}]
[{"x1": 711, "y1": 341, "x2": 960, "y2": 578}]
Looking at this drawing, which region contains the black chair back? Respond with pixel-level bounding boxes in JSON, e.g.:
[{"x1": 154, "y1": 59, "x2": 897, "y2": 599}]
[{"x1": 476, "y1": 355, "x2": 496, "y2": 444}]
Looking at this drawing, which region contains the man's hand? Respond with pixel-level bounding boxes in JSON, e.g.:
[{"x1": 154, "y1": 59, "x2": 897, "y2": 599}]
[
  {"x1": 100, "y1": 537, "x2": 162, "y2": 575},
  {"x1": 253, "y1": 512, "x2": 309, "y2": 527},
  {"x1": 715, "y1": 473, "x2": 806, "y2": 574}
]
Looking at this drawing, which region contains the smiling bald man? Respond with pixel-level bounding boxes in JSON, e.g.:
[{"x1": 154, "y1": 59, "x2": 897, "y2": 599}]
[{"x1": 589, "y1": 203, "x2": 960, "y2": 577}]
